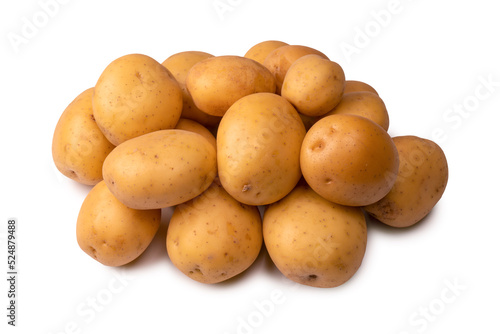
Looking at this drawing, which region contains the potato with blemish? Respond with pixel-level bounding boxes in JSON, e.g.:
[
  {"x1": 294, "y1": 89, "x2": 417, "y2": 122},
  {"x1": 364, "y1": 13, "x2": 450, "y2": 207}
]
[
  {"x1": 102, "y1": 129, "x2": 217, "y2": 210},
  {"x1": 244, "y1": 40, "x2": 289, "y2": 64},
  {"x1": 263, "y1": 183, "x2": 367, "y2": 288},
  {"x1": 77, "y1": 181, "x2": 161, "y2": 266},
  {"x1": 364, "y1": 136, "x2": 448, "y2": 228},
  {"x1": 93, "y1": 53, "x2": 183, "y2": 146},
  {"x1": 52, "y1": 88, "x2": 115, "y2": 185},
  {"x1": 166, "y1": 181, "x2": 262, "y2": 284}
]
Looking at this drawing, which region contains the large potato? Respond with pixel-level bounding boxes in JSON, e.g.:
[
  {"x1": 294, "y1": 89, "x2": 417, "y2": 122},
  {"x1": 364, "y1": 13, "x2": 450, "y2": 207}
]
[
  {"x1": 263, "y1": 183, "x2": 367, "y2": 288},
  {"x1": 161, "y1": 51, "x2": 221, "y2": 128},
  {"x1": 217, "y1": 92, "x2": 306, "y2": 206},
  {"x1": 185, "y1": 55, "x2": 276, "y2": 117},
  {"x1": 52, "y1": 88, "x2": 115, "y2": 185},
  {"x1": 102, "y1": 129, "x2": 217, "y2": 210},
  {"x1": 281, "y1": 54, "x2": 345, "y2": 117},
  {"x1": 77, "y1": 181, "x2": 161, "y2": 266},
  {"x1": 166, "y1": 181, "x2": 262, "y2": 284},
  {"x1": 93, "y1": 53, "x2": 183, "y2": 145},
  {"x1": 300, "y1": 114, "x2": 399, "y2": 207},
  {"x1": 244, "y1": 40, "x2": 289, "y2": 64},
  {"x1": 364, "y1": 136, "x2": 448, "y2": 228}
]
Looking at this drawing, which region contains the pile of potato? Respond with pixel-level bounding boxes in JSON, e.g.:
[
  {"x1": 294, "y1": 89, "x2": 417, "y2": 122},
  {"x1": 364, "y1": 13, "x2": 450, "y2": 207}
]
[{"x1": 52, "y1": 41, "x2": 448, "y2": 288}]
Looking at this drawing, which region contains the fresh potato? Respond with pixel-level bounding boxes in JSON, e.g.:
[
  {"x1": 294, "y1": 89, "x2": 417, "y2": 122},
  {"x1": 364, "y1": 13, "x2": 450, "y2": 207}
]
[
  {"x1": 282, "y1": 54, "x2": 345, "y2": 117},
  {"x1": 262, "y1": 44, "x2": 329, "y2": 94},
  {"x1": 175, "y1": 118, "x2": 216, "y2": 150},
  {"x1": 76, "y1": 181, "x2": 161, "y2": 266},
  {"x1": 323, "y1": 91, "x2": 389, "y2": 131},
  {"x1": 161, "y1": 51, "x2": 221, "y2": 128},
  {"x1": 166, "y1": 181, "x2": 262, "y2": 284},
  {"x1": 52, "y1": 88, "x2": 115, "y2": 185},
  {"x1": 244, "y1": 40, "x2": 289, "y2": 64},
  {"x1": 300, "y1": 114, "x2": 399, "y2": 207},
  {"x1": 344, "y1": 80, "x2": 378, "y2": 95},
  {"x1": 364, "y1": 136, "x2": 448, "y2": 227},
  {"x1": 263, "y1": 182, "x2": 367, "y2": 288},
  {"x1": 186, "y1": 55, "x2": 276, "y2": 117},
  {"x1": 93, "y1": 53, "x2": 183, "y2": 146},
  {"x1": 217, "y1": 92, "x2": 306, "y2": 206},
  {"x1": 102, "y1": 129, "x2": 217, "y2": 210}
]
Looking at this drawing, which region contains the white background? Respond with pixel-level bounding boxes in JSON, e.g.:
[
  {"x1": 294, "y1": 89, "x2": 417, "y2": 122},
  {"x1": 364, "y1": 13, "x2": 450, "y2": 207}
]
[{"x1": 1, "y1": 0, "x2": 499, "y2": 333}]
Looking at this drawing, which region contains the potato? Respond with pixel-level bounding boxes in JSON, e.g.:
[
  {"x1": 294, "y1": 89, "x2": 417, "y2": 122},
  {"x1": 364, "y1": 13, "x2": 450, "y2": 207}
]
[
  {"x1": 217, "y1": 92, "x2": 306, "y2": 206},
  {"x1": 161, "y1": 51, "x2": 221, "y2": 128},
  {"x1": 102, "y1": 129, "x2": 217, "y2": 210},
  {"x1": 364, "y1": 136, "x2": 448, "y2": 228},
  {"x1": 52, "y1": 88, "x2": 115, "y2": 185},
  {"x1": 244, "y1": 40, "x2": 289, "y2": 64},
  {"x1": 93, "y1": 53, "x2": 183, "y2": 146},
  {"x1": 323, "y1": 91, "x2": 389, "y2": 131},
  {"x1": 76, "y1": 181, "x2": 161, "y2": 266},
  {"x1": 344, "y1": 80, "x2": 378, "y2": 95},
  {"x1": 166, "y1": 181, "x2": 262, "y2": 284},
  {"x1": 300, "y1": 114, "x2": 399, "y2": 206},
  {"x1": 262, "y1": 44, "x2": 329, "y2": 94},
  {"x1": 186, "y1": 55, "x2": 276, "y2": 117},
  {"x1": 175, "y1": 118, "x2": 216, "y2": 150},
  {"x1": 263, "y1": 183, "x2": 367, "y2": 288},
  {"x1": 282, "y1": 54, "x2": 345, "y2": 117}
]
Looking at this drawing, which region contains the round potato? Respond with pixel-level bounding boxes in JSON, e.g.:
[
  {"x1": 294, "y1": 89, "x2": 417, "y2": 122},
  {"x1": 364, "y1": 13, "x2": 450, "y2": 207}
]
[
  {"x1": 162, "y1": 51, "x2": 221, "y2": 128},
  {"x1": 93, "y1": 53, "x2": 183, "y2": 146},
  {"x1": 217, "y1": 92, "x2": 306, "y2": 206},
  {"x1": 300, "y1": 114, "x2": 399, "y2": 207},
  {"x1": 244, "y1": 40, "x2": 289, "y2": 64},
  {"x1": 263, "y1": 183, "x2": 367, "y2": 288},
  {"x1": 282, "y1": 54, "x2": 345, "y2": 116},
  {"x1": 102, "y1": 129, "x2": 217, "y2": 210},
  {"x1": 364, "y1": 136, "x2": 448, "y2": 228},
  {"x1": 52, "y1": 88, "x2": 115, "y2": 185},
  {"x1": 166, "y1": 181, "x2": 262, "y2": 284},
  {"x1": 175, "y1": 118, "x2": 216, "y2": 150},
  {"x1": 344, "y1": 80, "x2": 378, "y2": 95},
  {"x1": 262, "y1": 44, "x2": 329, "y2": 94},
  {"x1": 323, "y1": 91, "x2": 389, "y2": 131},
  {"x1": 186, "y1": 55, "x2": 276, "y2": 117},
  {"x1": 77, "y1": 180, "x2": 161, "y2": 266}
]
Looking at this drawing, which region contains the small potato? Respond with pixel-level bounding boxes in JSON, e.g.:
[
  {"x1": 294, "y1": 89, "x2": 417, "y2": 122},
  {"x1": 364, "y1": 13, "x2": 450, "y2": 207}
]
[
  {"x1": 186, "y1": 55, "x2": 276, "y2": 117},
  {"x1": 103, "y1": 129, "x2": 217, "y2": 210},
  {"x1": 52, "y1": 88, "x2": 115, "y2": 185},
  {"x1": 217, "y1": 92, "x2": 306, "y2": 206},
  {"x1": 282, "y1": 54, "x2": 345, "y2": 117},
  {"x1": 262, "y1": 45, "x2": 329, "y2": 94},
  {"x1": 364, "y1": 136, "x2": 448, "y2": 228},
  {"x1": 93, "y1": 53, "x2": 183, "y2": 146},
  {"x1": 244, "y1": 40, "x2": 289, "y2": 64},
  {"x1": 175, "y1": 118, "x2": 216, "y2": 150},
  {"x1": 300, "y1": 114, "x2": 399, "y2": 207},
  {"x1": 344, "y1": 80, "x2": 378, "y2": 95},
  {"x1": 162, "y1": 51, "x2": 221, "y2": 128},
  {"x1": 166, "y1": 181, "x2": 262, "y2": 284},
  {"x1": 323, "y1": 91, "x2": 389, "y2": 131},
  {"x1": 263, "y1": 183, "x2": 367, "y2": 288},
  {"x1": 77, "y1": 181, "x2": 161, "y2": 266}
]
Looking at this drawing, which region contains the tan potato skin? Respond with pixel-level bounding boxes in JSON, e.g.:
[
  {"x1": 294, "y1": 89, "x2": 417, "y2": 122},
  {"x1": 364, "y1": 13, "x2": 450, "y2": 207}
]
[
  {"x1": 300, "y1": 114, "x2": 399, "y2": 207},
  {"x1": 102, "y1": 129, "x2": 217, "y2": 210},
  {"x1": 244, "y1": 40, "x2": 289, "y2": 64},
  {"x1": 364, "y1": 136, "x2": 448, "y2": 228},
  {"x1": 161, "y1": 51, "x2": 221, "y2": 128},
  {"x1": 186, "y1": 55, "x2": 276, "y2": 117},
  {"x1": 166, "y1": 182, "x2": 263, "y2": 284},
  {"x1": 323, "y1": 91, "x2": 389, "y2": 131},
  {"x1": 217, "y1": 92, "x2": 306, "y2": 206},
  {"x1": 263, "y1": 183, "x2": 367, "y2": 288},
  {"x1": 76, "y1": 181, "x2": 161, "y2": 266},
  {"x1": 282, "y1": 54, "x2": 346, "y2": 117},
  {"x1": 175, "y1": 118, "x2": 217, "y2": 150},
  {"x1": 52, "y1": 88, "x2": 115, "y2": 185},
  {"x1": 93, "y1": 53, "x2": 183, "y2": 146},
  {"x1": 343, "y1": 80, "x2": 378, "y2": 95}
]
